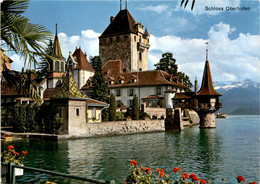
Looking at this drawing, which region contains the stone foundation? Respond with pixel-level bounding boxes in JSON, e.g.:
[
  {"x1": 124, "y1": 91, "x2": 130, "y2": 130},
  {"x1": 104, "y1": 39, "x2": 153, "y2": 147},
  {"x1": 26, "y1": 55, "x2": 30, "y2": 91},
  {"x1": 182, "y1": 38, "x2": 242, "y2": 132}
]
[{"x1": 199, "y1": 113, "x2": 216, "y2": 128}]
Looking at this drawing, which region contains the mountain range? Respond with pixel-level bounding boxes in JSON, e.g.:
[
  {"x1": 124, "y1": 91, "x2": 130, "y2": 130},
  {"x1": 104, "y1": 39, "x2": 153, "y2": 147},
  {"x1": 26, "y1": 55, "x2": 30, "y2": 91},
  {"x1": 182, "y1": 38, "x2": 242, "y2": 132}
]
[{"x1": 214, "y1": 79, "x2": 259, "y2": 115}]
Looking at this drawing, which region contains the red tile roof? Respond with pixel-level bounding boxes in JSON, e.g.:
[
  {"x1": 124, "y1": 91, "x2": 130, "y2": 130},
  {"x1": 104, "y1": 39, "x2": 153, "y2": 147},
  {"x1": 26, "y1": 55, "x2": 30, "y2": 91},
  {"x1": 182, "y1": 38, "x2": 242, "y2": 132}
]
[
  {"x1": 72, "y1": 48, "x2": 95, "y2": 72},
  {"x1": 197, "y1": 60, "x2": 221, "y2": 96},
  {"x1": 100, "y1": 9, "x2": 137, "y2": 38},
  {"x1": 86, "y1": 98, "x2": 108, "y2": 107},
  {"x1": 43, "y1": 86, "x2": 61, "y2": 98},
  {"x1": 82, "y1": 60, "x2": 188, "y2": 90},
  {"x1": 173, "y1": 93, "x2": 192, "y2": 99}
]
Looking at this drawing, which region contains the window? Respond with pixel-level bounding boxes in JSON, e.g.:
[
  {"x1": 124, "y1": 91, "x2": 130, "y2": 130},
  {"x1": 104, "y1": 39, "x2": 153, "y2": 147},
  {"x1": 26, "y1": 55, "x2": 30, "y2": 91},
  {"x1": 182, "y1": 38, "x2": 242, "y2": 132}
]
[
  {"x1": 156, "y1": 87, "x2": 161, "y2": 95},
  {"x1": 92, "y1": 108, "x2": 96, "y2": 119},
  {"x1": 76, "y1": 108, "x2": 79, "y2": 116},
  {"x1": 116, "y1": 89, "x2": 121, "y2": 96},
  {"x1": 55, "y1": 61, "x2": 59, "y2": 72},
  {"x1": 139, "y1": 68, "x2": 142, "y2": 71},
  {"x1": 61, "y1": 62, "x2": 64, "y2": 72},
  {"x1": 139, "y1": 52, "x2": 142, "y2": 60},
  {"x1": 134, "y1": 36, "x2": 136, "y2": 41},
  {"x1": 129, "y1": 89, "x2": 134, "y2": 96},
  {"x1": 139, "y1": 37, "x2": 141, "y2": 42}
]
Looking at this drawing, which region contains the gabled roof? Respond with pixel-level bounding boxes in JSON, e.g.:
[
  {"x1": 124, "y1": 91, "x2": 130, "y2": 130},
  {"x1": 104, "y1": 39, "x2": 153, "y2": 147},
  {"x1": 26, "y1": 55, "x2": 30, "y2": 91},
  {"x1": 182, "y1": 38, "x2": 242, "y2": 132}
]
[
  {"x1": 86, "y1": 98, "x2": 108, "y2": 107},
  {"x1": 72, "y1": 48, "x2": 95, "y2": 72},
  {"x1": 54, "y1": 67, "x2": 87, "y2": 98},
  {"x1": 100, "y1": 9, "x2": 137, "y2": 38},
  {"x1": 197, "y1": 60, "x2": 221, "y2": 96}
]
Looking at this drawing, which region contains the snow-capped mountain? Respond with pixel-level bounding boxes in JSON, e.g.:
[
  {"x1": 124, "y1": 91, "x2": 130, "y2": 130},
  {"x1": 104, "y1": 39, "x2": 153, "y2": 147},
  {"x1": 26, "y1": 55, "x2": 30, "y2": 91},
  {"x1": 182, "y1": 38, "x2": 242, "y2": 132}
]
[
  {"x1": 214, "y1": 79, "x2": 260, "y2": 91},
  {"x1": 213, "y1": 79, "x2": 259, "y2": 115}
]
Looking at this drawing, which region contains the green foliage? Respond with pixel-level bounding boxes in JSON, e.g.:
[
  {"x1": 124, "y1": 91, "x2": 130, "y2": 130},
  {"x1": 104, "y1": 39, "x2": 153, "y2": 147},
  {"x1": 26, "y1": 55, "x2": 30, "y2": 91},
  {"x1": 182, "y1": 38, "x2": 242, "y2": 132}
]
[
  {"x1": 90, "y1": 55, "x2": 102, "y2": 71},
  {"x1": 155, "y1": 52, "x2": 193, "y2": 90},
  {"x1": 154, "y1": 52, "x2": 178, "y2": 75},
  {"x1": 2, "y1": 103, "x2": 62, "y2": 134},
  {"x1": 177, "y1": 72, "x2": 193, "y2": 90},
  {"x1": 109, "y1": 93, "x2": 116, "y2": 121},
  {"x1": 139, "y1": 112, "x2": 150, "y2": 120},
  {"x1": 89, "y1": 56, "x2": 108, "y2": 103},
  {"x1": 116, "y1": 112, "x2": 124, "y2": 121},
  {"x1": 132, "y1": 94, "x2": 139, "y2": 120},
  {"x1": 36, "y1": 40, "x2": 53, "y2": 80}
]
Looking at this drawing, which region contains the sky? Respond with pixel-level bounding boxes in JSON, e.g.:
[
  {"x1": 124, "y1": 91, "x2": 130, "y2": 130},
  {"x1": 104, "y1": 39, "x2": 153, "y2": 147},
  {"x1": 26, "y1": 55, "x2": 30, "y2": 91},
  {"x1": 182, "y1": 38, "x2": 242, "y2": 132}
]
[{"x1": 9, "y1": 0, "x2": 260, "y2": 83}]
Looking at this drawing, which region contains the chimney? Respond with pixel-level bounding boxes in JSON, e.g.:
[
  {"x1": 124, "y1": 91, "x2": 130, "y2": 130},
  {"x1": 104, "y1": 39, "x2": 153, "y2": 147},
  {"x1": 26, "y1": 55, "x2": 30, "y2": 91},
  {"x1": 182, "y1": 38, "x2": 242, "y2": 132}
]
[{"x1": 110, "y1": 16, "x2": 114, "y2": 23}]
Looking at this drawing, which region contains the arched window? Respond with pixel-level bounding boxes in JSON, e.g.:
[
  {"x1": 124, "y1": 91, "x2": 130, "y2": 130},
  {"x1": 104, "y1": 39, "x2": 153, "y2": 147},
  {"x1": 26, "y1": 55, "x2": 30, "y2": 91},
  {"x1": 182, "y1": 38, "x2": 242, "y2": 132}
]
[
  {"x1": 55, "y1": 61, "x2": 59, "y2": 72},
  {"x1": 61, "y1": 62, "x2": 64, "y2": 72}
]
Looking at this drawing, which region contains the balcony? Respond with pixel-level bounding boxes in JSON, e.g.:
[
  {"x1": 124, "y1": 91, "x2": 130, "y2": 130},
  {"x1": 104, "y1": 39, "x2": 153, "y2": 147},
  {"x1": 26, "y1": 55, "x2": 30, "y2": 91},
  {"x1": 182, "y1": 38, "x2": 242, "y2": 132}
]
[{"x1": 137, "y1": 42, "x2": 150, "y2": 51}]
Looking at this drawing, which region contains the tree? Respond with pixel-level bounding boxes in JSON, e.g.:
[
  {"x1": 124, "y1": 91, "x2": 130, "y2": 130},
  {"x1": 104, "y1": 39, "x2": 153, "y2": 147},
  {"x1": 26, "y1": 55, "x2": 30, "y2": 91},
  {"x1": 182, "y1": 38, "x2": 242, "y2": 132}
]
[
  {"x1": 155, "y1": 52, "x2": 193, "y2": 90},
  {"x1": 177, "y1": 72, "x2": 193, "y2": 90},
  {"x1": 90, "y1": 55, "x2": 102, "y2": 71},
  {"x1": 132, "y1": 94, "x2": 139, "y2": 120},
  {"x1": 154, "y1": 52, "x2": 178, "y2": 75},
  {"x1": 36, "y1": 40, "x2": 53, "y2": 79},
  {"x1": 1, "y1": 0, "x2": 52, "y2": 104},
  {"x1": 89, "y1": 56, "x2": 108, "y2": 102},
  {"x1": 109, "y1": 93, "x2": 116, "y2": 121},
  {"x1": 180, "y1": 0, "x2": 196, "y2": 10}
]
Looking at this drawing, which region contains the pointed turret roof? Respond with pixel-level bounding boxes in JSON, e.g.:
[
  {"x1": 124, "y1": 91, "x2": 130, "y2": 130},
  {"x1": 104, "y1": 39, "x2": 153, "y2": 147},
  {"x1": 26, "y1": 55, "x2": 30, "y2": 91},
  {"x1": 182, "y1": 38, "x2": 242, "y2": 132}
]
[
  {"x1": 72, "y1": 48, "x2": 95, "y2": 72},
  {"x1": 54, "y1": 66, "x2": 86, "y2": 98},
  {"x1": 144, "y1": 29, "x2": 150, "y2": 37},
  {"x1": 52, "y1": 24, "x2": 64, "y2": 58},
  {"x1": 197, "y1": 60, "x2": 221, "y2": 96},
  {"x1": 100, "y1": 9, "x2": 137, "y2": 38}
]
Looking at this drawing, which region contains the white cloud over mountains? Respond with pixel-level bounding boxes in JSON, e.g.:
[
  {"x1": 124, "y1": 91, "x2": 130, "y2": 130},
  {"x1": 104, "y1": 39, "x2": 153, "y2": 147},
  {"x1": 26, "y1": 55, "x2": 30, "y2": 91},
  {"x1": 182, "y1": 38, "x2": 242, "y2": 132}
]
[{"x1": 11, "y1": 23, "x2": 259, "y2": 83}]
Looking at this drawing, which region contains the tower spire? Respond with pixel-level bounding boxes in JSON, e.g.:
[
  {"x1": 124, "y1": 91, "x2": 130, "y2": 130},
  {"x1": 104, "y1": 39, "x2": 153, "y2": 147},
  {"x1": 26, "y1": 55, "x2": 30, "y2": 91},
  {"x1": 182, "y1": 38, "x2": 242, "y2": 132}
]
[
  {"x1": 206, "y1": 41, "x2": 208, "y2": 61},
  {"x1": 55, "y1": 23, "x2": 57, "y2": 35},
  {"x1": 120, "y1": 0, "x2": 122, "y2": 10}
]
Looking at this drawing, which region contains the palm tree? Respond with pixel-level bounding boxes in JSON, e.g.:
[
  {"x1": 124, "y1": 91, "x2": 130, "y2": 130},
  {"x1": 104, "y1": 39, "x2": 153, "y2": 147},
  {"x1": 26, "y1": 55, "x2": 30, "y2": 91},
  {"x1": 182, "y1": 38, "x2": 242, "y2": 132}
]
[
  {"x1": 180, "y1": 0, "x2": 196, "y2": 10},
  {"x1": 1, "y1": 0, "x2": 52, "y2": 104}
]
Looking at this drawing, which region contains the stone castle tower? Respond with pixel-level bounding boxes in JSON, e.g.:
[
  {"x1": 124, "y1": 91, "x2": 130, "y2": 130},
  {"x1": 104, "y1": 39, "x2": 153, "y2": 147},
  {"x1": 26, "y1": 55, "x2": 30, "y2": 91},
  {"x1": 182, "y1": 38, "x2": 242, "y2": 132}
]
[{"x1": 99, "y1": 9, "x2": 150, "y2": 72}]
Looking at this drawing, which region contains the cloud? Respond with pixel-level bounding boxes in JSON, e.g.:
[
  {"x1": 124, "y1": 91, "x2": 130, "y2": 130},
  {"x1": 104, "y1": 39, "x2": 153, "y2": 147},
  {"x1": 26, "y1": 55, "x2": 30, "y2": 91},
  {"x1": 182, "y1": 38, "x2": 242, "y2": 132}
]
[
  {"x1": 58, "y1": 29, "x2": 100, "y2": 60},
  {"x1": 175, "y1": 0, "x2": 241, "y2": 15},
  {"x1": 137, "y1": 4, "x2": 170, "y2": 14},
  {"x1": 9, "y1": 54, "x2": 25, "y2": 71},
  {"x1": 149, "y1": 22, "x2": 260, "y2": 82}
]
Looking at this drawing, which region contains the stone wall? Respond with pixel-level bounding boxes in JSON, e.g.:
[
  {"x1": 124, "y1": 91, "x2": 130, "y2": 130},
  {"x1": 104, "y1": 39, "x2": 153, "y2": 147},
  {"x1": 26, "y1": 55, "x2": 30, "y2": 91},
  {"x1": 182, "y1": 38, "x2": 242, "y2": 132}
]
[{"x1": 58, "y1": 119, "x2": 165, "y2": 139}]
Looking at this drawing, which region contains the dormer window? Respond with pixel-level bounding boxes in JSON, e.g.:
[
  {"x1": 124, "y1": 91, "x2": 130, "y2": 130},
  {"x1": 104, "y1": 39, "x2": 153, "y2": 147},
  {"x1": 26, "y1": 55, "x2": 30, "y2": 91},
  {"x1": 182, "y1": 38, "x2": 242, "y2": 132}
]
[{"x1": 119, "y1": 80, "x2": 124, "y2": 84}]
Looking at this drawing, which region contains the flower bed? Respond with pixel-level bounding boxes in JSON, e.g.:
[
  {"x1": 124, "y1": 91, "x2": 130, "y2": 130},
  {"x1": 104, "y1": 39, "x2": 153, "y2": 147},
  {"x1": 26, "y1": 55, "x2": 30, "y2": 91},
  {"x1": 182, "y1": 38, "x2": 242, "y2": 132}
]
[{"x1": 125, "y1": 160, "x2": 257, "y2": 184}]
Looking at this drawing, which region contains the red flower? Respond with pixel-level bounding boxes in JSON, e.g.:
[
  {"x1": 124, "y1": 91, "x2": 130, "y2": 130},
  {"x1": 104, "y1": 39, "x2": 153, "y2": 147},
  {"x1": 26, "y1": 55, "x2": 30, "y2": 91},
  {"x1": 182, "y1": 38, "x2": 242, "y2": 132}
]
[
  {"x1": 172, "y1": 167, "x2": 182, "y2": 173},
  {"x1": 13, "y1": 152, "x2": 19, "y2": 156},
  {"x1": 199, "y1": 179, "x2": 206, "y2": 184},
  {"x1": 22, "y1": 150, "x2": 28, "y2": 155},
  {"x1": 181, "y1": 172, "x2": 189, "y2": 180},
  {"x1": 7, "y1": 145, "x2": 14, "y2": 150},
  {"x1": 141, "y1": 167, "x2": 151, "y2": 174},
  {"x1": 236, "y1": 175, "x2": 245, "y2": 183},
  {"x1": 155, "y1": 168, "x2": 165, "y2": 177},
  {"x1": 189, "y1": 173, "x2": 199, "y2": 182},
  {"x1": 248, "y1": 182, "x2": 257, "y2": 184},
  {"x1": 129, "y1": 160, "x2": 137, "y2": 167}
]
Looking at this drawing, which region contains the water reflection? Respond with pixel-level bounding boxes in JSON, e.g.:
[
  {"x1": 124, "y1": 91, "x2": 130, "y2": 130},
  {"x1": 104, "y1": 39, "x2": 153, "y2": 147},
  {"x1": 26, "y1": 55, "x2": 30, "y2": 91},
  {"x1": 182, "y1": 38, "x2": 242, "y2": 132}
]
[{"x1": 2, "y1": 115, "x2": 259, "y2": 183}]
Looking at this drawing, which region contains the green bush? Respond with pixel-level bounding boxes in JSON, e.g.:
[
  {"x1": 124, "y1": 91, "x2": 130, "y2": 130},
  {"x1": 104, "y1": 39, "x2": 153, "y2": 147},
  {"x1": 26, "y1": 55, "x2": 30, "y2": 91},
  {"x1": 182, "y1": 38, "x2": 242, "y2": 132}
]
[{"x1": 116, "y1": 112, "x2": 124, "y2": 120}]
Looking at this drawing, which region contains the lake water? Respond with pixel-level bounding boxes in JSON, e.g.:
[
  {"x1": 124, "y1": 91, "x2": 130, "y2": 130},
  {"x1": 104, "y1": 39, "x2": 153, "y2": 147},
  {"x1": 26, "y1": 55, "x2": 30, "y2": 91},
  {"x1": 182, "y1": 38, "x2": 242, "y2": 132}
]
[{"x1": 1, "y1": 115, "x2": 259, "y2": 183}]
